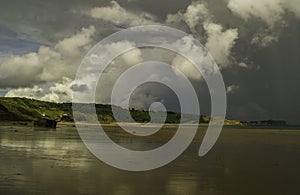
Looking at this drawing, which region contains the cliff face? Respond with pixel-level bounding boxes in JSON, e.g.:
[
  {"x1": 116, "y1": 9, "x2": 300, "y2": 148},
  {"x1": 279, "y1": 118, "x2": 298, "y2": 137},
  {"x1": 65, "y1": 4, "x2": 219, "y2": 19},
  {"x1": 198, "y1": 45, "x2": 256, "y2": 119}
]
[
  {"x1": 0, "y1": 97, "x2": 214, "y2": 124},
  {"x1": 0, "y1": 97, "x2": 69, "y2": 121}
]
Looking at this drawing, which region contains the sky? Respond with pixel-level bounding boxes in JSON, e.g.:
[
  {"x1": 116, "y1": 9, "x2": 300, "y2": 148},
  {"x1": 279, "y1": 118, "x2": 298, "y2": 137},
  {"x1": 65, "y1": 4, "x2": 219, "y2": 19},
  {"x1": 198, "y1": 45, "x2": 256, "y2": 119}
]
[{"x1": 0, "y1": 0, "x2": 299, "y2": 124}]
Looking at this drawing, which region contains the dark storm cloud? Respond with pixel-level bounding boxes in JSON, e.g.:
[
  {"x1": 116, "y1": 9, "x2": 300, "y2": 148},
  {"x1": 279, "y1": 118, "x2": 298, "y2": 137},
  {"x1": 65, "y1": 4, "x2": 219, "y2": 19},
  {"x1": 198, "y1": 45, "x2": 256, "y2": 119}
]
[
  {"x1": 224, "y1": 17, "x2": 300, "y2": 124},
  {"x1": 71, "y1": 84, "x2": 89, "y2": 92},
  {"x1": 0, "y1": 0, "x2": 98, "y2": 43}
]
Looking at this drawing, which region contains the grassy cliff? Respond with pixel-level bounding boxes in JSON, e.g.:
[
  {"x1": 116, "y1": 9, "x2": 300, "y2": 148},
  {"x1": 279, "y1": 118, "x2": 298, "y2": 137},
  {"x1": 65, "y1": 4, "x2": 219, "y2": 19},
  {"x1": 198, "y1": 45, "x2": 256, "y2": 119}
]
[
  {"x1": 0, "y1": 97, "x2": 71, "y2": 121},
  {"x1": 0, "y1": 97, "x2": 218, "y2": 124}
]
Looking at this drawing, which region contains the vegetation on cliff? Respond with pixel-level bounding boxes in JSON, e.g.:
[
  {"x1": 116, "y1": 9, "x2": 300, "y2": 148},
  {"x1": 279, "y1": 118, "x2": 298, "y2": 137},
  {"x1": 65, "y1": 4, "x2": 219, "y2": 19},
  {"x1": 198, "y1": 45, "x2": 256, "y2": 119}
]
[{"x1": 0, "y1": 97, "x2": 217, "y2": 124}]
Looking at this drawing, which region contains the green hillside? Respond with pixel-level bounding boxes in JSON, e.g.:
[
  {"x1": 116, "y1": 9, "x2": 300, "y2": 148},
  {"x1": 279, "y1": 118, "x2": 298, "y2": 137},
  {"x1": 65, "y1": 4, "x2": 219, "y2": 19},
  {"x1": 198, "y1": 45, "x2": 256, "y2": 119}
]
[
  {"x1": 0, "y1": 97, "x2": 70, "y2": 121},
  {"x1": 0, "y1": 97, "x2": 214, "y2": 124}
]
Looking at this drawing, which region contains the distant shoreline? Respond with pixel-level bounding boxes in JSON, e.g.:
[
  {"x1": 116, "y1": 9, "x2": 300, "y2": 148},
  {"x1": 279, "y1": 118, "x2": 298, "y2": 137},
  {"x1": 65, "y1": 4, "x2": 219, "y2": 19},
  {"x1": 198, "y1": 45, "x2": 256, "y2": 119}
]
[
  {"x1": 0, "y1": 120, "x2": 297, "y2": 130},
  {"x1": 1, "y1": 97, "x2": 292, "y2": 127}
]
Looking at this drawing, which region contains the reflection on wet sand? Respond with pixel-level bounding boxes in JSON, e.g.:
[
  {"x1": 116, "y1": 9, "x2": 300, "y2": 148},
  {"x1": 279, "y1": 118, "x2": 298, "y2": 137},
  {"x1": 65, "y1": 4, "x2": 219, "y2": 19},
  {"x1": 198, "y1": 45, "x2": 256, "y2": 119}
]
[{"x1": 0, "y1": 124, "x2": 300, "y2": 194}]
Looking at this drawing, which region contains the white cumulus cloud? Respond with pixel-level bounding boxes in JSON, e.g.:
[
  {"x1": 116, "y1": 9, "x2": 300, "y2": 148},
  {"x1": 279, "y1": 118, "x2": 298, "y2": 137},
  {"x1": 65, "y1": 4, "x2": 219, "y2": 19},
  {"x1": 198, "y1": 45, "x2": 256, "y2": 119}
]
[
  {"x1": 227, "y1": 0, "x2": 300, "y2": 46},
  {"x1": 88, "y1": 1, "x2": 157, "y2": 26},
  {"x1": 227, "y1": 0, "x2": 284, "y2": 28},
  {"x1": 183, "y1": 2, "x2": 211, "y2": 33},
  {"x1": 40, "y1": 77, "x2": 73, "y2": 103},
  {"x1": 226, "y1": 85, "x2": 239, "y2": 94},
  {"x1": 0, "y1": 26, "x2": 96, "y2": 88},
  {"x1": 6, "y1": 77, "x2": 73, "y2": 103},
  {"x1": 166, "y1": 2, "x2": 239, "y2": 68},
  {"x1": 5, "y1": 86, "x2": 44, "y2": 99},
  {"x1": 204, "y1": 23, "x2": 238, "y2": 67}
]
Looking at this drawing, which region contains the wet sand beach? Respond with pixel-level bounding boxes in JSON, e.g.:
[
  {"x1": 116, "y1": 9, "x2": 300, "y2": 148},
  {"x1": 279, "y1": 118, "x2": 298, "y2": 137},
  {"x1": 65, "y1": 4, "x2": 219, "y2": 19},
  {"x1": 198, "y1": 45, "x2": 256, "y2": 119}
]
[{"x1": 0, "y1": 123, "x2": 299, "y2": 195}]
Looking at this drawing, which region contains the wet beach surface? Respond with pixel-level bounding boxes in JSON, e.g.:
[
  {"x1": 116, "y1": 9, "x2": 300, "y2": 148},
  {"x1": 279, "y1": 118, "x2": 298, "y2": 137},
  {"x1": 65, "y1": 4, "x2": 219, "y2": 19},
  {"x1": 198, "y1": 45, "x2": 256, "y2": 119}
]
[{"x1": 0, "y1": 124, "x2": 300, "y2": 195}]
